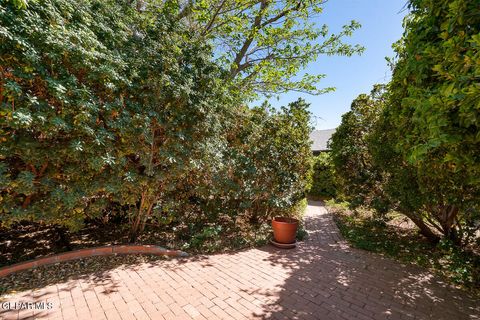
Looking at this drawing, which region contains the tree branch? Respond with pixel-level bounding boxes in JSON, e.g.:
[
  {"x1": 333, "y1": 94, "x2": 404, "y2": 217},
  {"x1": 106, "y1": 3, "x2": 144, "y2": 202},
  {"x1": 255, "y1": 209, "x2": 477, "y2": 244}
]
[
  {"x1": 202, "y1": 0, "x2": 228, "y2": 36},
  {"x1": 229, "y1": 0, "x2": 269, "y2": 78},
  {"x1": 260, "y1": 1, "x2": 302, "y2": 28}
]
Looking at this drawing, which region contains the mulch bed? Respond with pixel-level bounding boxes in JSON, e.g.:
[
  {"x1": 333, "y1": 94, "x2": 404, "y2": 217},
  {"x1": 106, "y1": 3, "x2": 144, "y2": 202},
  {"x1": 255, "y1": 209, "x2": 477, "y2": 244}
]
[{"x1": 0, "y1": 220, "x2": 176, "y2": 268}]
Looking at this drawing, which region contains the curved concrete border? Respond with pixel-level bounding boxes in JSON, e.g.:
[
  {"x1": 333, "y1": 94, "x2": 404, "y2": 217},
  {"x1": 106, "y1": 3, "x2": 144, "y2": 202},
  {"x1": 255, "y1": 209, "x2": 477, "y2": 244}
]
[{"x1": 0, "y1": 245, "x2": 188, "y2": 278}]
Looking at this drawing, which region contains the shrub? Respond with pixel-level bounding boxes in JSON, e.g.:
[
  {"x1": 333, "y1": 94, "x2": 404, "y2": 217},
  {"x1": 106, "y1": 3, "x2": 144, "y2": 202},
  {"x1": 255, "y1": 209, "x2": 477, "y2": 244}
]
[
  {"x1": 1, "y1": 0, "x2": 146, "y2": 230},
  {"x1": 0, "y1": 0, "x2": 314, "y2": 245},
  {"x1": 330, "y1": 0, "x2": 480, "y2": 246},
  {"x1": 0, "y1": 0, "x2": 234, "y2": 241},
  {"x1": 190, "y1": 99, "x2": 313, "y2": 226},
  {"x1": 370, "y1": 0, "x2": 480, "y2": 244},
  {"x1": 309, "y1": 153, "x2": 336, "y2": 198},
  {"x1": 329, "y1": 85, "x2": 389, "y2": 213}
]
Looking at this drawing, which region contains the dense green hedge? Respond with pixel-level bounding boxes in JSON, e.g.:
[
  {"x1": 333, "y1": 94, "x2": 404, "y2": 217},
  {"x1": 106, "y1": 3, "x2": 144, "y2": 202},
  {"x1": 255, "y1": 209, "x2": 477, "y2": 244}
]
[
  {"x1": 331, "y1": 0, "x2": 480, "y2": 246},
  {"x1": 308, "y1": 153, "x2": 336, "y2": 198},
  {"x1": 0, "y1": 0, "x2": 312, "y2": 243},
  {"x1": 329, "y1": 85, "x2": 386, "y2": 210},
  {"x1": 376, "y1": 0, "x2": 480, "y2": 245}
]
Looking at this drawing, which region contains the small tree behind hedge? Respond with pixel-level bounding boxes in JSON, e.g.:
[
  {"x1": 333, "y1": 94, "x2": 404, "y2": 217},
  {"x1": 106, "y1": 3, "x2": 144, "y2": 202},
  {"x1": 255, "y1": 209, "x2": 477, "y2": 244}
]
[
  {"x1": 197, "y1": 99, "x2": 313, "y2": 224},
  {"x1": 329, "y1": 85, "x2": 388, "y2": 212}
]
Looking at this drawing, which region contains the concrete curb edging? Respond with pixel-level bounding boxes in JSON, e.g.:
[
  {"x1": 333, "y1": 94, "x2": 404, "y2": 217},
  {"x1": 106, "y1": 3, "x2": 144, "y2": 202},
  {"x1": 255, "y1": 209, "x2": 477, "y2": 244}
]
[{"x1": 0, "y1": 245, "x2": 188, "y2": 278}]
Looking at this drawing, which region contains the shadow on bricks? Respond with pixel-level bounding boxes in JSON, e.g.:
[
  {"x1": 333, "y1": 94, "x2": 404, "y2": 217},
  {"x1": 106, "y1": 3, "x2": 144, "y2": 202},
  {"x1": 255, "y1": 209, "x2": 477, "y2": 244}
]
[{"x1": 250, "y1": 201, "x2": 479, "y2": 320}]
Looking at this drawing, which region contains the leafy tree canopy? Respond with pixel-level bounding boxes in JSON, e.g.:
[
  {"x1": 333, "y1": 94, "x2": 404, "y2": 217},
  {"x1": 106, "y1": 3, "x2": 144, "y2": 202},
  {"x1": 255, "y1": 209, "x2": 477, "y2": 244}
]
[
  {"x1": 176, "y1": 0, "x2": 364, "y2": 97},
  {"x1": 0, "y1": 0, "x2": 234, "y2": 236}
]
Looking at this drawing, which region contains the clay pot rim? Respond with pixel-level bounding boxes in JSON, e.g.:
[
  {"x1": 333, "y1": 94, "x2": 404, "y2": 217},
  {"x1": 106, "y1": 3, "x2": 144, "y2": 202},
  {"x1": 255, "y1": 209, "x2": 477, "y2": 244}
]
[{"x1": 272, "y1": 217, "x2": 299, "y2": 224}]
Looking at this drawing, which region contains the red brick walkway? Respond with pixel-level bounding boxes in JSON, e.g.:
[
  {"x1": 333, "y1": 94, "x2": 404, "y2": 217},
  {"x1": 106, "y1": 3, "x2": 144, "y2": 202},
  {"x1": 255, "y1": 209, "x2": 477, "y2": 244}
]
[{"x1": 1, "y1": 201, "x2": 478, "y2": 320}]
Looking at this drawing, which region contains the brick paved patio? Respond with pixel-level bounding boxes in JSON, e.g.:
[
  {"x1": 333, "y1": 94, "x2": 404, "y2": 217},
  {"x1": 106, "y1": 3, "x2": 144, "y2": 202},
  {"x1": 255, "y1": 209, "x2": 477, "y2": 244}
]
[{"x1": 1, "y1": 201, "x2": 478, "y2": 320}]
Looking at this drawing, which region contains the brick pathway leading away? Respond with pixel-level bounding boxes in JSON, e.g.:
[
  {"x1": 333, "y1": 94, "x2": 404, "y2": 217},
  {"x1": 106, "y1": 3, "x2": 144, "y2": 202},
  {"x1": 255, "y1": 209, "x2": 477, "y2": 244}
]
[{"x1": 1, "y1": 201, "x2": 479, "y2": 320}]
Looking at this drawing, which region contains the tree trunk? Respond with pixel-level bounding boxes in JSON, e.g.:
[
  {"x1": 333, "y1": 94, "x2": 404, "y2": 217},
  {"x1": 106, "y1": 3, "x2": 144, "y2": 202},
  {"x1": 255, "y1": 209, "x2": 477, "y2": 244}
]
[
  {"x1": 406, "y1": 213, "x2": 440, "y2": 244},
  {"x1": 128, "y1": 193, "x2": 155, "y2": 243},
  {"x1": 128, "y1": 222, "x2": 140, "y2": 243},
  {"x1": 129, "y1": 208, "x2": 143, "y2": 243},
  {"x1": 53, "y1": 225, "x2": 73, "y2": 251},
  {"x1": 437, "y1": 205, "x2": 461, "y2": 245},
  {"x1": 129, "y1": 192, "x2": 146, "y2": 243},
  {"x1": 137, "y1": 202, "x2": 154, "y2": 240}
]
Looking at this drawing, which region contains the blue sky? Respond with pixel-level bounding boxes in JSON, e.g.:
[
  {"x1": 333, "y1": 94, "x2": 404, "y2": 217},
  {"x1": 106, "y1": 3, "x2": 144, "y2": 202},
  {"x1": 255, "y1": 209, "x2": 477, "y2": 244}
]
[{"x1": 258, "y1": 0, "x2": 409, "y2": 130}]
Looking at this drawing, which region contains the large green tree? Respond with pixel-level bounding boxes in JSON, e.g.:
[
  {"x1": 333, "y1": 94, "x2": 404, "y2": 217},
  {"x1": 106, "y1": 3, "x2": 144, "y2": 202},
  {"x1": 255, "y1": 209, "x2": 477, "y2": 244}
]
[
  {"x1": 1, "y1": 0, "x2": 143, "y2": 229},
  {"x1": 371, "y1": 0, "x2": 480, "y2": 244}
]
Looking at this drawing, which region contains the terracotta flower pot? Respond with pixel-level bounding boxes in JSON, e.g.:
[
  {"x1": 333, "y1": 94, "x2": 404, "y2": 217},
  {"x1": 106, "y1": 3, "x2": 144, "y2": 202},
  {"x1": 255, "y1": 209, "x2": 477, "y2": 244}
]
[{"x1": 272, "y1": 217, "x2": 298, "y2": 244}]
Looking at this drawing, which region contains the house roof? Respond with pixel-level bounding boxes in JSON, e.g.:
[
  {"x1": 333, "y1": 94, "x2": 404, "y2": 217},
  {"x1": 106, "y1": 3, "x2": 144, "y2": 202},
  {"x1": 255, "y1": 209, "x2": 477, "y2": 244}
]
[{"x1": 310, "y1": 129, "x2": 336, "y2": 151}]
